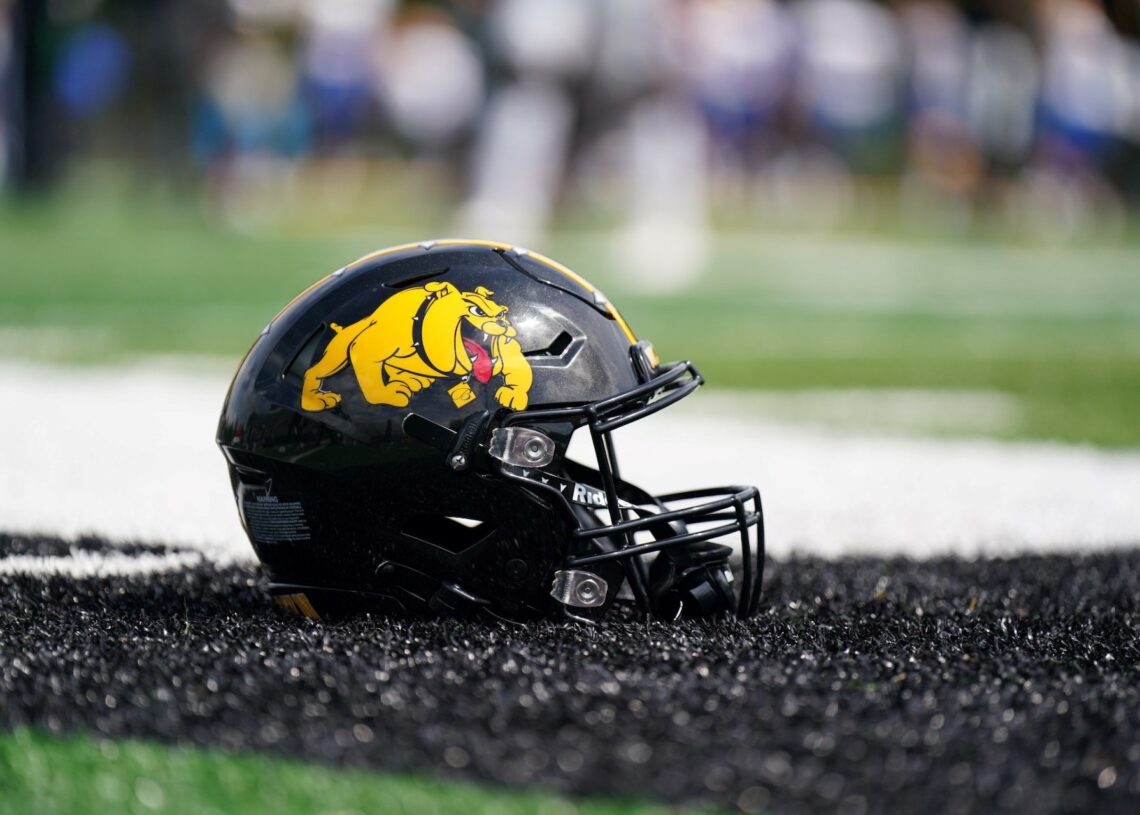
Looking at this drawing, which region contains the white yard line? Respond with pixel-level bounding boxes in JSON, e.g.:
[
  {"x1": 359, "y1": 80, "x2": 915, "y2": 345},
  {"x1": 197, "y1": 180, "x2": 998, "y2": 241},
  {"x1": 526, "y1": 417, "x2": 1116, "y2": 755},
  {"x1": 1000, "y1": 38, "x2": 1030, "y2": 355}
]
[
  {"x1": 615, "y1": 404, "x2": 1140, "y2": 557},
  {"x1": 0, "y1": 550, "x2": 206, "y2": 578},
  {"x1": 2, "y1": 361, "x2": 1138, "y2": 576},
  {"x1": 0, "y1": 360, "x2": 251, "y2": 566}
]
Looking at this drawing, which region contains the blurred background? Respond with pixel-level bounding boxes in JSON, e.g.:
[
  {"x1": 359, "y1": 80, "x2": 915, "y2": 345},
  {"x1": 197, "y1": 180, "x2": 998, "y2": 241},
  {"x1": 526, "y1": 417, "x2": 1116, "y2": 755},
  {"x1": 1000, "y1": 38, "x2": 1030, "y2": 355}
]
[{"x1": 1, "y1": 0, "x2": 1138, "y2": 446}]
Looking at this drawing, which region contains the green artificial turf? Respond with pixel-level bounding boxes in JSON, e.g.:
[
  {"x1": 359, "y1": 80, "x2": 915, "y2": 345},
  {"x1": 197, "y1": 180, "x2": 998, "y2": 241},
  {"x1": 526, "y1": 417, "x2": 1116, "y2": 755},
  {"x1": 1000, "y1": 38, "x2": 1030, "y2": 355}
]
[
  {"x1": 0, "y1": 728, "x2": 700, "y2": 815},
  {"x1": 1, "y1": 184, "x2": 1137, "y2": 446}
]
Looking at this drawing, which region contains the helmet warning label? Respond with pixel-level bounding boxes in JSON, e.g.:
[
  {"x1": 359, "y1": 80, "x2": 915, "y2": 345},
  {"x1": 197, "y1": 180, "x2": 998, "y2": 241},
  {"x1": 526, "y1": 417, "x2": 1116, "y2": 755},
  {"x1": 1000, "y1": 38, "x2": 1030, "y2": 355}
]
[{"x1": 242, "y1": 495, "x2": 311, "y2": 544}]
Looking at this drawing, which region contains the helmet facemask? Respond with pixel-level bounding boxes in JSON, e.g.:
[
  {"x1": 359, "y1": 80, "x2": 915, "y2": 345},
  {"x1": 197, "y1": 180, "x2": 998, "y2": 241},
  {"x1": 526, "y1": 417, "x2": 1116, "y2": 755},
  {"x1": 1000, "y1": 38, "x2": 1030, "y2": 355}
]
[{"x1": 409, "y1": 341, "x2": 765, "y2": 622}]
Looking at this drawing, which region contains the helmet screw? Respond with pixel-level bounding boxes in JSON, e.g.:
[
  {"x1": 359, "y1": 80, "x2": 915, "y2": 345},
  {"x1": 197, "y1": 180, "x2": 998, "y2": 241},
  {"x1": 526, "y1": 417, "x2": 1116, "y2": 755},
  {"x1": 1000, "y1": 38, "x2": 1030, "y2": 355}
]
[
  {"x1": 523, "y1": 439, "x2": 546, "y2": 462},
  {"x1": 575, "y1": 578, "x2": 601, "y2": 604},
  {"x1": 505, "y1": 558, "x2": 528, "y2": 581},
  {"x1": 449, "y1": 454, "x2": 468, "y2": 471}
]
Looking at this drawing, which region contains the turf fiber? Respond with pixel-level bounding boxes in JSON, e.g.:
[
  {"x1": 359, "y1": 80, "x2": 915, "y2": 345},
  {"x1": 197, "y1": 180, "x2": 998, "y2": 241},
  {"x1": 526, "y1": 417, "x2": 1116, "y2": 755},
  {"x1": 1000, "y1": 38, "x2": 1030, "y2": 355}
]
[{"x1": 2, "y1": 532, "x2": 1139, "y2": 814}]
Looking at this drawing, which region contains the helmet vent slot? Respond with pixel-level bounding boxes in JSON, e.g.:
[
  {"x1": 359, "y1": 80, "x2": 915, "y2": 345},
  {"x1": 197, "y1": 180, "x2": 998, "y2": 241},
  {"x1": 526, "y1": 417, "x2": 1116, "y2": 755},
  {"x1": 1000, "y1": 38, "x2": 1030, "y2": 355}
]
[
  {"x1": 524, "y1": 331, "x2": 573, "y2": 358},
  {"x1": 234, "y1": 466, "x2": 270, "y2": 487},
  {"x1": 401, "y1": 514, "x2": 497, "y2": 555},
  {"x1": 283, "y1": 325, "x2": 327, "y2": 385},
  {"x1": 385, "y1": 267, "x2": 449, "y2": 289}
]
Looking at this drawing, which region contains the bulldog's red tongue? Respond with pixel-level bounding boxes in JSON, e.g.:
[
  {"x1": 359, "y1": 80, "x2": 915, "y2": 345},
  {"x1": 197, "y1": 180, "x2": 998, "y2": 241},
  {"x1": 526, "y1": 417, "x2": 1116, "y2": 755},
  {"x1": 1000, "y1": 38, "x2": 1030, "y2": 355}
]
[{"x1": 462, "y1": 338, "x2": 493, "y2": 384}]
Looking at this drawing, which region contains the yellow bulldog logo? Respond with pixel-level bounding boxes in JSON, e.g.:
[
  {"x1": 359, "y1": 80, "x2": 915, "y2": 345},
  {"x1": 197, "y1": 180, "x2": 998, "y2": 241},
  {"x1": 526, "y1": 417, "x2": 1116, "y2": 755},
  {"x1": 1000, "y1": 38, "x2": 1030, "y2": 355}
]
[{"x1": 300, "y1": 282, "x2": 533, "y2": 412}]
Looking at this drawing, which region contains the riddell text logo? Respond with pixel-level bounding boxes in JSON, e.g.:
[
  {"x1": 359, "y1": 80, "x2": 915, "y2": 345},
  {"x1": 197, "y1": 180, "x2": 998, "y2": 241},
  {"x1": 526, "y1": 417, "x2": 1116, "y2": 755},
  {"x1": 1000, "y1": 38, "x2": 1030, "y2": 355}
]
[{"x1": 572, "y1": 483, "x2": 606, "y2": 507}]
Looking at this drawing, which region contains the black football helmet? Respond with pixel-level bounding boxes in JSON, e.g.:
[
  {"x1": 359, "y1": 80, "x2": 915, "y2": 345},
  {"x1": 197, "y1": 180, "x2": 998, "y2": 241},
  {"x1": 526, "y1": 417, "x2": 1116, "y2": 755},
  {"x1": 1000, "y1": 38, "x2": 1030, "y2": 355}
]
[{"x1": 217, "y1": 240, "x2": 763, "y2": 622}]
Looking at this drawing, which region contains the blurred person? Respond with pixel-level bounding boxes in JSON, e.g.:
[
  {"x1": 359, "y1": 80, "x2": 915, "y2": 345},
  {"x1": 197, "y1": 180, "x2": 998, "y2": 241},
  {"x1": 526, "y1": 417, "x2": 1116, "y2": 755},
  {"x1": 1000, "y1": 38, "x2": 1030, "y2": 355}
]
[
  {"x1": 568, "y1": 0, "x2": 669, "y2": 199},
  {"x1": 788, "y1": 0, "x2": 902, "y2": 175},
  {"x1": 564, "y1": 0, "x2": 672, "y2": 216},
  {"x1": 192, "y1": 33, "x2": 310, "y2": 223},
  {"x1": 372, "y1": 7, "x2": 484, "y2": 152},
  {"x1": 663, "y1": 0, "x2": 795, "y2": 181},
  {"x1": 5, "y1": 0, "x2": 203, "y2": 191},
  {"x1": 299, "y1": 0, "x2": 391, "y2": 152},
  {"x1": 460, "y1": 80, "x2": 574, "y2": 246},
  {"x1": 584, "y1": 1, "x2": 716, "y2": 292},
  {"x1": 964, "y1": 22, "x2": 1039, "y2": 173},
  {"x1": 487, "y1": 0, "x2": 596, "y2": 81},
  {"x1": 1113, "y1": 38, "x2": 1140, "y2": 205},
  {"x1": 902, "y1": 1, "x2": 968, "y2": 118},
  {"x1": 897, "y1": 1, "x2": 981, "y2": 225},
  {"x1": 753, "y1": 0, "x2": 883, "y2": 227},
  {"x1": 3, "y1": 0, "x2": 63, "y2": 191},
  {"x1": 612, "y1": 93, "x2": 710, "y2": 292},
  {"x1": 1035, "y1": 0, "x2": 1129, "y2": 170},
  {"x1": 52, "y1": 21, "x2": 130, "y2": 120},
  {"x1": 590, "y1": 0, "x2": 668, "y2": 107},
  {"x1": 1008, "y1": 0, "x2": 1129, "y2": 238},
  {"x1": 193, "y1": 33, "x2": 309, "y2": 165},
  {"x1": 458, "y1": 0, "x2": 598, "y2": 244},
  {"x1": 126, "y1": 0, "x2": 230, "y2": 186},
  {"x1": 791, "y1": 0, "x2": 906, "y2": 174},
  {"x1": 0, "y1": 0, "x2": 12, "y2": 185}
]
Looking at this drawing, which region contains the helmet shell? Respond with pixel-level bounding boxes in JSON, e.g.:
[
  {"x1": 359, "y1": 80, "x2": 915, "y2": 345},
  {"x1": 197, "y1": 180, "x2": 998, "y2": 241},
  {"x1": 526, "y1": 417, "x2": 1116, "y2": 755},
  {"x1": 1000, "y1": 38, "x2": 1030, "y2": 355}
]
[{"x1": 218, "y1": 241, "x2": 641, "y2": 618}]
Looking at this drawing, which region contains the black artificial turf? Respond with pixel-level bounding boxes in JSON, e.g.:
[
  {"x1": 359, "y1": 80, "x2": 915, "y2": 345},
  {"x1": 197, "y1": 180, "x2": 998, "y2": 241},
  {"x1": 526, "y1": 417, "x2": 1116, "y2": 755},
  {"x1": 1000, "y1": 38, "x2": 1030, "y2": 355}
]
[{"x1": 2, "y1": 532, "x2": 1139, "y2": 814}]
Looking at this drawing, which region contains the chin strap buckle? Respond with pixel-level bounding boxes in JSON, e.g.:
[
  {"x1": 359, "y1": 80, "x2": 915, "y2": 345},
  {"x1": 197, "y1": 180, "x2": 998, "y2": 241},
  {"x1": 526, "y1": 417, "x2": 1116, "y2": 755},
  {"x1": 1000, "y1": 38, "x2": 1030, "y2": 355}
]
[
  {"x1": 402, "y1": 411, "x2": 492, "y2": 473},
  {"x1": 649, "y1": 542, "x2": 735, "y2": 619},
  {"x1": 446, "y1": 411, "x2": 491, "y2": 472}
]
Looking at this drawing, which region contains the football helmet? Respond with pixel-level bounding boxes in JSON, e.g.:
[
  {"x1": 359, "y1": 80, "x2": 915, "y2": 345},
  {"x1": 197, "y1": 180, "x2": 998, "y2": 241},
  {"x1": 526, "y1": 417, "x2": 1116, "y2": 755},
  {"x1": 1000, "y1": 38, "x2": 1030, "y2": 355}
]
[{"x1": 217, "y1": 240, "x2": 763, "y2": 622}]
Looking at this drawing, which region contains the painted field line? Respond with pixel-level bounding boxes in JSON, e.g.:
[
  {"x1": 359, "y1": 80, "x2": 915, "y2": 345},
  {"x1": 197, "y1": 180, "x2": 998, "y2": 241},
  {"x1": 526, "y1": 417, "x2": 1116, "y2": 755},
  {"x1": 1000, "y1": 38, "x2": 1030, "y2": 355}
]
[
  {"x1": 2, "y1": 361, "x2": 1139, "y2": 577},
  {"x1": 0, "y1": 550, "x2": 205, "y2": 578}
]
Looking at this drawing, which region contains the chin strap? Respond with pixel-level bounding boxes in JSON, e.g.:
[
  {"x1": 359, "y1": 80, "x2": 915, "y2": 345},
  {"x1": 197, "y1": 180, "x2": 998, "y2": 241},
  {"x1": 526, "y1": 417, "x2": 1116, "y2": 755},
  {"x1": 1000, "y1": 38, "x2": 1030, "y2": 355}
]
[{"x1": 403, "y1": 410, "x2": 492, "y2": 473}]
